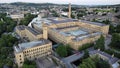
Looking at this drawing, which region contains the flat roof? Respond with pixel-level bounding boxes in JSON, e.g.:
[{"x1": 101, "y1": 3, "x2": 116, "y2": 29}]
[
  {"x1": 48, "y1": 18, "x2": 75, "y2": 24},
  {"x1": 16, "y1": 25, "x2": 42, "y2": 35},
  {"x1": 73, "y1": 32, "x2": 101, "y2": 41},
  {"x1": 59, "y1": 28, "x2": 89, "y2": 37},
  {"x1": 79, "y1": 20, "x2": 106, "y2": 26},
  {"x1": 90, "y1": 50, "x2": 119, "y2": 64},
  {"x1": 29, "y1": 16, "x2": 107, "y2": 28},
  {"x1": 26, "y1": 27, "x2": 42, "y2": 35},
  {"x1": 14, "y1": 40, "x2": 51, "y2": 53},
  {"x1": 56, "y1": 25, "x2": 79, "y2": 30},
  {"x1": 16, "y1": 25, "x2": 25, "y2": 30}
]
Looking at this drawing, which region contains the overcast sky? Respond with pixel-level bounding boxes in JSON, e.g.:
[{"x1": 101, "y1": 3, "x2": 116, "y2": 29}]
[{"x1": 0, "y1": 0, "x2": 120, "y2": 5}]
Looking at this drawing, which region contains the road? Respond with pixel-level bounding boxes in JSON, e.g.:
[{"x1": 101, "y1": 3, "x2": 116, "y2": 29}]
[
  {"x1": 105, "y1": 35, "x2": 120, "y2": 53},
  {"x1": 62, "y1": 52, "x2": 84, "y2": 68},
  {"x1": 105, "y1": 35, "x2": 112, "y2": 49},
  {"x1": 61, "y1": 47, "x2": 94, "y2": 68}
]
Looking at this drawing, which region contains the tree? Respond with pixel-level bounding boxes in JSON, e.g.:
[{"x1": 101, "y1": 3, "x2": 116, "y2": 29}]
[
  {"x1": 0, "y1": 13, "x2": 16, "y2": 35},
  {"x1": 102, "y1": 19, "x2": 110, "y2": 24},
  {"x1": 116, "y1": 25, "x2": 120, "y2": 33},
  {"x1": 78, "y1": 56, "x2": 111, "y2": 68},
  {"x1": 83, "y1": 50, "x2": 89, "y2": 59},
  {"x1": 78, "y1": 57, "x2": 96, "y2": 68},
  {"x1": 94, "y1": 35, "x2": 105, "y2": 51},
  {"x1": 96, "y1": 58, "x2": 111, "y2": 68},
  {"x1": 51, "y1": 10, "x2": 59, "y2": 17},
  {"x1": 66, "y1": 45, "x2": 72, "y2": 56},
  {"x1": 79, "y1": 43, "x2": 94, "y2": 51},
  {"x1": 20, "y1": 13, "x2": 37, "y2": 25},
  {"x1": 0, "y1": 13, "x2": 17, "y2": 68},
  {"x1": 109, "y1": 24, "x2": 116, "y2": 34},
  {"x1": 71, "y1": 12, "x2": 75, "y2": 19},
  {"x1": 110, "y1": 33, "x2": 120, "y2": 49},
  {"x1": 56, "y1": 45, "x2": 67, "y2": 57},
  {"x1": 23, "y1": 59, "x2": 36, "y2": 68}
]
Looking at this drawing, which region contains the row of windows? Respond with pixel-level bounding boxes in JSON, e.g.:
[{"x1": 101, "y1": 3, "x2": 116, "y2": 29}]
[
  {"x1": 23, "y1": 47, "x2": 51, "y2": 54},
  {"x1": 24, "y1": 50, "x2": 50, "y2": 55},
  {"x1": 24, "y1": 52, "x2": 50, "y2": 58}
]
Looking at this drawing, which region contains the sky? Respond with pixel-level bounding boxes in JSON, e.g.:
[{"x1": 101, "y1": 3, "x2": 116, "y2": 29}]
[{"x1": 0, "y1": 0, "x2": 120, "y2": 5}]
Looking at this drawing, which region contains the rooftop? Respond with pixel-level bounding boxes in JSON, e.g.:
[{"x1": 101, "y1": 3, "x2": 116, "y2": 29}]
[
  {"x1": 79, "y1": 20, "x2": 106, "y2": 26},
  {"x1": 26, "y1": 27, "x2": 42, "y2": 35},
  {"x1": 48, "y1": 18, "x2": 77, "y2": 24},
  {"x1": 90, "y1": 50, "x2": 119, "y2": 64},
  {"x1": 14, "y1": 40, "x2": 51, "y2": 53},
  {"x1": 16, "y1": 25, "x2": 42, "y2": 35},
  {"x1": 16, "y1": 25, "x2": 25, "y2": 30},
  {"x1": 73, "y1": 32, "x2": 101, "y2": 41}
]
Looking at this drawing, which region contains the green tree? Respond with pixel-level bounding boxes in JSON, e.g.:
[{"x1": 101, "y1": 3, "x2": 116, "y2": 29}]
[
  {"x1": 23, "y1": 59, "x2": 36, "y2": 68},
  {"x1": 78, "y1": 56, "x2": 111, "y2": 68},
  {"x1": 56, "y1": 45, "x2": 67, "y2": 57},
  {"x1": 83, "y1": 50, "x2": 89, "y2": 59},
  {"x1": 96, "y1": 58, "x2": 111, "y2": 68},
  {"x1": 79, "y1": 43, "x2": 93, "y2": 51},
  {"x1": 51, "y1": 10, "x2": 59, "y2": 17},
  {"x1": 102, "y1": 19, "x2": 110, "y2": 24},
  {"x1": 94, "y1": 35, "x2": 105, "y2": 51},
  {"x1": 110, "y1": 33, "x2": 120, "y2": 49},
  {"x1": 0, "y1": 13, "x2": 16, "y2": 35},
  {"x1": 20, "y1": 13, "x2": 37, "y2": 25},
  {"x1": 66, "y1": 45, "x2": 72, "y2": 56},
  {"x1": 109, "y1": 24, "x2": 116, "y2": 34},
  {"x1": 116, "y1": 25, "x2": 120, "y2": 33},
  {"x1": 79, "y1": 58, "x2": 96, "y2": 68}
]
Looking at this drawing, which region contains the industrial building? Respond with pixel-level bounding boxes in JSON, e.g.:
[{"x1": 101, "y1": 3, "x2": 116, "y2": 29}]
[
  {"x1": 15, "y1": 25, "x2": 48, "y2": 41},
  {"x1": 14, "y1": 25, "x2": 52, "y2": 67},
  {"x1": 28, "y1": 4, "x2": 109, "y2": 50},
  {"x1": 29, "y1": 17, "x2": 109, "y2": 50},
  {"x1": 14, "y1": 40, "x2": 52, "y2": 67}
]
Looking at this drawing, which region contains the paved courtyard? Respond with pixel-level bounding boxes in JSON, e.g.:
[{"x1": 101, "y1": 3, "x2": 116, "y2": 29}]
[{"x1": 36, "y1": 57, "x2": 58, "y2": 68}]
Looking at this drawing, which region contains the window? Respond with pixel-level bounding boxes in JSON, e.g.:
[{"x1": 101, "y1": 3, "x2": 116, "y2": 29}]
[{"x1": 19, "y1": 55, "x2": 21, "y2": 57}]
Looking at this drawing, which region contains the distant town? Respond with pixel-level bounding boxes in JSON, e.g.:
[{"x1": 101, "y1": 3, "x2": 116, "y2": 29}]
[{"x1": 0, "y1": 2, "x2": 120, "y2": 68}]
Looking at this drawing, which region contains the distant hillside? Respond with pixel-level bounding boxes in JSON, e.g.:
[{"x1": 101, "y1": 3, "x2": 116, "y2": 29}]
[
  {"x1": 10, "y1": 2, "x2": 90, "y2": 8},
  {"x1": 0, "y1": 2, "x2": 119, "y2": 7},
  {"x1": 10, "y1": 2, "x2": 59, "y2": 6}
]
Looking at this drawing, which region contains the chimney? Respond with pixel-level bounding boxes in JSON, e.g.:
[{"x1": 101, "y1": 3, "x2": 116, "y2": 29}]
[{"x1": 68, "y1": 3, "x2": 71, "y2": 18}]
